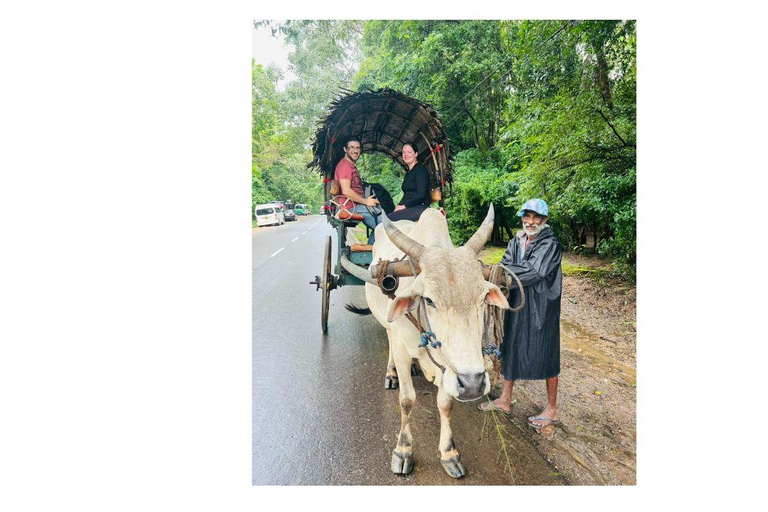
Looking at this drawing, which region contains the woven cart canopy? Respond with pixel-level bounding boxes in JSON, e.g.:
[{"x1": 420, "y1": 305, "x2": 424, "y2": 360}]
[{"x1": 309, "y1": 88, "x2": 453, "y2": 191}]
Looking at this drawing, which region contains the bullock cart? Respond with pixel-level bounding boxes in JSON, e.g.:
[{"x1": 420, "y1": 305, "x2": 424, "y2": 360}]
[
  {"x1": 307, "y1": 88, "x2": 521, "y2": 333},
  {"x1": 307, "y1": 89, "x2": 527, "y2": 477},
  {"x1": 308, "y1": 88, "x2": 454, "y2": 333}
]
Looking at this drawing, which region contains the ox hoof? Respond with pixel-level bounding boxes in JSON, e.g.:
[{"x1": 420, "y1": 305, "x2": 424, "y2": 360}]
[
  {"x1": 391, "y1": 450, "x2": 413, "y2": 474},
  {"x1": 440, "y1": 456, "x2": 467, "y2": 479},
  {"x1": 384, "y1": 376, "x2": 399, "y2": 389}
]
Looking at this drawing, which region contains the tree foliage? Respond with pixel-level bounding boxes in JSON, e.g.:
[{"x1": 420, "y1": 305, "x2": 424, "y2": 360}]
[
  {"x1": 356, "y1": 20, "x2": 508, "y2": 151},
  {"x1": 253, "y1": 20, "x2": 636, "y2": 273},
  {"x1": 251, "y1": 20, "x2": 366, "y2": 215},
  {"x1": 499, "y1": 21, "x2": 637, "y2": 264},
  {"x1": 353, "y1": 20, "x2": 635, "y2": 268}
]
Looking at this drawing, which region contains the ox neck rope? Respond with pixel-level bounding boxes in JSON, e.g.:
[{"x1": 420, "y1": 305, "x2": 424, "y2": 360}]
[
  {"x1": 396, "y1": 257, "x2": 455, "y2": 375},
  {"x1": 481, "y1": 263, "x2": 505, "y2": 359},
  {"x1": 479, "y1": 262, "x2": 526, "y2": 359},
  {"x1": 413, "y1": 298, "x2": 452, "y2": 375}
]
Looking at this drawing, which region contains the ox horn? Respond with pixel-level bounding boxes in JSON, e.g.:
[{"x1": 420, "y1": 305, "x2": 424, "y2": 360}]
[
  {"x1": 340, "y1": 254, "x2": 377, "y2": 285},
  {"x1": 463, "y1": 203, "x2": 495, "y2": 255},
  {"x1": 381, "y1": 211, "x2": 425, "y2": 262}
]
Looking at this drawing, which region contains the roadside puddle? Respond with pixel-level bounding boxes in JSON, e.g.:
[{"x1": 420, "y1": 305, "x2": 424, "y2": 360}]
[{"x1": 560, "y1": 319, "x2": 636, "y2": 387}]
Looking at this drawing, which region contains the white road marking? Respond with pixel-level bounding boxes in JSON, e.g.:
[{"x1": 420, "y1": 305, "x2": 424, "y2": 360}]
[
  {"x1": 291, "y1": 237, "x2": 299, "y2": 243},
  {"x1": 270, "y1": 248, "x2": 284, "y2": 257}
]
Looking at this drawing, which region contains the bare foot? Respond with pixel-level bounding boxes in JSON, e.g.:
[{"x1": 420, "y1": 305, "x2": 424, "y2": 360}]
[{"x1": 478, "y1": 397, "x2": 513, "y2": 413}]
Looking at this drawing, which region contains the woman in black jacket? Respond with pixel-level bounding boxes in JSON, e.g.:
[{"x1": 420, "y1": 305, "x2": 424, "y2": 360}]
[{"x1": 387, "y1": 142, "x2": 431, "y2": 222}]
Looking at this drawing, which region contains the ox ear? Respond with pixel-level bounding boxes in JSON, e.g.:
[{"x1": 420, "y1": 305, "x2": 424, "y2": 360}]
[
  {"x1": 484, "y1": 281, "x2": 510, "y2": 310},
  {"x1": 387, "y1": 277, "x2": 425, "y2": 322}
]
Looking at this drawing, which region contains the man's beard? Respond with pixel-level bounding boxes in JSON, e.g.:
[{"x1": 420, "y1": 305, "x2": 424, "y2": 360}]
[{"x1": 524, "y1": 222, "x2": 547, "y2": 238}]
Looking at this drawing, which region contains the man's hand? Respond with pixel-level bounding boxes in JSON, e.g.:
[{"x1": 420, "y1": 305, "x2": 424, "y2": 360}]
[
  {"x1": 394, "y1": 204, "x2": 406, "y2": 212},
  {"x1": 339, "y1": 178, "x2": 374, "y2": 206}
]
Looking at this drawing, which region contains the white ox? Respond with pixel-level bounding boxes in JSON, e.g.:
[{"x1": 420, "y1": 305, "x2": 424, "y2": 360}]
[{"x1": 345, "y1": 205, "x2": 509, "y2": 478}]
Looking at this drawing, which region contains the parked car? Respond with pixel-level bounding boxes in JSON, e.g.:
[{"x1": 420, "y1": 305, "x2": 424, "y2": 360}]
[
  {"x1": 255, "y1": 203, "x2": 285, "y2": 227},
  {"x1": 284, "y1": 202, "x2": 297, "y2": 221}
]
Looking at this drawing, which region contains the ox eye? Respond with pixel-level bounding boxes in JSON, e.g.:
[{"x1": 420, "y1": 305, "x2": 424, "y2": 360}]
[{"x1": 424, "y1": 297, "x2": 436, "y2": 308}]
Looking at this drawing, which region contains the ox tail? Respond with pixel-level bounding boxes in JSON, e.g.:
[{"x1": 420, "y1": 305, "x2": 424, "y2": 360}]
[{"x1": 344, "y1": 303, "x2": 372, "y2": 315}]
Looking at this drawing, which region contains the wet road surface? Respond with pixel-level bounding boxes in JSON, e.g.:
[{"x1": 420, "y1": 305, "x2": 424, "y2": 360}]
[{"x1": 253, "y1": 216, "x2": 565, "y2": 485}]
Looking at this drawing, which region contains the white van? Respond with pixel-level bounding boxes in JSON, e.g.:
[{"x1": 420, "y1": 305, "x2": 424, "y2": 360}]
[{"x1": 255, "y1": 203, "x2": 285, "y2": 227}]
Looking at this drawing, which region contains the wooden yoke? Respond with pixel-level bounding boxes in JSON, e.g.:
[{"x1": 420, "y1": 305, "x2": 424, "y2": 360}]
[{"x1": 370, "y1": 259, "x2": 506, "y2": 285}]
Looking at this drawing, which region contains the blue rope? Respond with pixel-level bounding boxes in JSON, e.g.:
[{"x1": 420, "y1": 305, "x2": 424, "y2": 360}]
[
  {"x1": 420, "y1": 331, "x2": 441, "y2": 349},
  {"x1": 482, "y1": 343, "x2": 502, "y2": 358}
]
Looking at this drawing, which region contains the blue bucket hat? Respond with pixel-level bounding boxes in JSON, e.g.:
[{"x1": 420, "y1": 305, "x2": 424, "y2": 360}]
[{"x1": 517, "y1": 198, "x2": 549, "y2": 217}]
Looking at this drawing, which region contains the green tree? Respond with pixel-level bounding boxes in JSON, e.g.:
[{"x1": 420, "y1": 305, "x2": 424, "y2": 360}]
[
  {"x1": 499, "y1": 21, "x2": 636, "y2": 263},
  {"x1": 252, "y1": 19, "x2": 636, "y2": 271},
  {"x1": 252, "y1": 60, "x2": 281, "y2": 169},
  {"x1": 252, "y1": 20, "x2": 366, "y2": 213},
  {"x1": 356, "y1": 20, "x2": 509, "y2": 151}
]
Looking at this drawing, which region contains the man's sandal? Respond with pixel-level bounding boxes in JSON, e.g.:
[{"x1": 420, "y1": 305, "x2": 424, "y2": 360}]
[{"x1": 527, "y1": 416, "x2": 560, "y2": 429}]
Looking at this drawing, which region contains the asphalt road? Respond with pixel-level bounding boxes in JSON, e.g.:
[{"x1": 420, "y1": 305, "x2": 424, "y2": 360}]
[{"x1": 252, "y1": 215, "x2": 565, "y2": 485}]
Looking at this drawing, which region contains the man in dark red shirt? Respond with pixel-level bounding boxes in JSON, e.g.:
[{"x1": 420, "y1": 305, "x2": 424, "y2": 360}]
[{"x1": 334, "y1": 137, "x2": 381, "y2": 243}]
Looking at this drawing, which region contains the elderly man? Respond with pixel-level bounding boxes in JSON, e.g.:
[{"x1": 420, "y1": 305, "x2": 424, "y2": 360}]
[
  {"x1": 478, "y1": 198, "x2": 563, "y2": 430},
  {"x1": 334, "y1": 137, "x2": 381, "y2": 243}
]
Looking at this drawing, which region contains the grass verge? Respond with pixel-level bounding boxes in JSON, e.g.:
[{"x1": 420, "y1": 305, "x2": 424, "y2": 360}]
[{"x1": 480, "y1": 246, "x2": 633, "y2": 285}]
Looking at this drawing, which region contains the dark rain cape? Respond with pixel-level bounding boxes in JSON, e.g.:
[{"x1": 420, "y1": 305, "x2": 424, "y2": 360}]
[{"x1": 499, "y1": 226, "x2": 562, "y2": 380}]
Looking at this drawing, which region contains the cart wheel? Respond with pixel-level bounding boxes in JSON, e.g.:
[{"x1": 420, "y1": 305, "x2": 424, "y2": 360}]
[{"x1": 321, "y1": 235, "x2": 332, "y2": 333}]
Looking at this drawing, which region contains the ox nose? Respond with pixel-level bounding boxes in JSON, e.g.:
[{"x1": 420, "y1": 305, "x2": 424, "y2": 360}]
[{"x1": 456, "y1": 372, "x2": 486, "y2": 401}]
